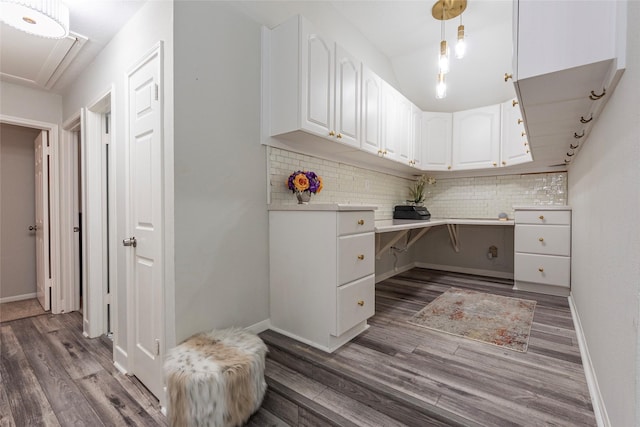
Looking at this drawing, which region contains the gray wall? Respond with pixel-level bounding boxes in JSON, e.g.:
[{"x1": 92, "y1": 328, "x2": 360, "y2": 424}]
[
  {"x1": 567, "y1": 2, "x2": 640, "y2": 425},
  {"x1": 0, "y1": 124, "x2": 40, "y2": 299},
  {"x1": 173, "y1": 1, "x2": 269, "y2": 342}
]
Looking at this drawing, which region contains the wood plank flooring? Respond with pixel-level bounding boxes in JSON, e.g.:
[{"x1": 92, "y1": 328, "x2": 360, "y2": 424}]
[
  {"x1": 1, "y1": 268, "x2": 595, "y2": 426},
  {"x1": 259, "y1": 268, "x2": 596, "y2": 426}
]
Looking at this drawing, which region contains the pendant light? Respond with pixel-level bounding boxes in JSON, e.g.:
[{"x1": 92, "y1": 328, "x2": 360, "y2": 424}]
[
  {"x1": 431, "y1": 0, "x2": 467, "y2": 99},
  {"x1": 0, "y1": 0, "x2": 70, "y2": 39},
  {"x1": 455, "y1": 15, "x2": 466, "y2": 59}
]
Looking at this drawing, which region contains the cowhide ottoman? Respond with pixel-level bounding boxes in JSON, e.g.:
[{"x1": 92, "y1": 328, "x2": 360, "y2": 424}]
[{"x1": 164, "y1": 328, "x2": 267, "y2": 427}]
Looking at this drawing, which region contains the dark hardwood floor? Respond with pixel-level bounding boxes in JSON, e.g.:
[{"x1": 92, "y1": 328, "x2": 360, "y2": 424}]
[{"x1": 1, "y1": 268, "x2": 596, "y2": 426}]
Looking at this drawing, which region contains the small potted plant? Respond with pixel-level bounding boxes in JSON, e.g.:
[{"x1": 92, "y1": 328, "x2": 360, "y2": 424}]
[
  {"x1": 287, "y1": 170, "x2": 323, "y2": 204},
  {"x1": 407, "y1": 175, "x2": 436, "y2": 206}
]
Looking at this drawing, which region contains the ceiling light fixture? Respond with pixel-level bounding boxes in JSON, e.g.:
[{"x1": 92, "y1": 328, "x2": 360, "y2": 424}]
[
  {"x1": 432, "y1": 0, "x2": 467, "y2": 99},
  {"x1": 0, "y1": 0, "x2": 70, "y2": 39}
]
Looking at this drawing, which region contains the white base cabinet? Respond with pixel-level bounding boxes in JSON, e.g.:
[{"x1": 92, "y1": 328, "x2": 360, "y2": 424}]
[
  {"x1": 514, "y1": 207, "x2": 571, "y2": 296},
  {"x1": 269, "y1": 205, "x2": 376, "y2": 352}
]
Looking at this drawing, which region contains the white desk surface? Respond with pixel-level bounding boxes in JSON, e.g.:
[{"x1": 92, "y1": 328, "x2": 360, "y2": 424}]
[{"x1": 374, "y1": 218, "x2": 514, "y2": 233}]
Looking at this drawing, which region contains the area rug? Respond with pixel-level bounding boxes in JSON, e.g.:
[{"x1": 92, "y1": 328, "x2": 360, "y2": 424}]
[
  {"x1": 0, "y1": 299, "x2": 46, "y2": 323},
  {"x1": 408, "y1": 288, "x2": 536, "y2": 352}
]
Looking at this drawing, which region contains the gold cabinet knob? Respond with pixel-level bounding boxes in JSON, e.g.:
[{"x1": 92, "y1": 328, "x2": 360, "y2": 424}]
[
  {"x1": 336, "y1": 133, "x2": 342, "y2": 139},
  {"x1": 504, "y1": 73, "x2": 513, "y2": 82},
  {"x1": 502, "y1": 161, "x2": 506, "y2": 166},
  {"x1": 357, "y1": 219, "x2": 365, "y2": 225},
  {"x1": 329, "y1": 130, "x2": 335, "y2": 136},
  {"x1": 357, "y1": 254, "x2": 365, "y2": 260},
  {"x1": 383, "y1": 150, "x2": 388, "y2": 155},
  {"x1": 517, "y1": 118, "x2": 523, "y2": 124},
  {"x1": 521, "y1": 131, "x2": 526, "y2": 137},
  {"x1": 524, "y1": 142, "x2": 528, "y2": 146},
  {"x1": 377, "y1": 149, "x2": 383, "y2": 156},
  {"x1": 357, "y1": 300, "x2": 365, "y2": 306},
  {"x1": 526, "y1": 150, "x2": 530, "y2": 154},
  {"x1": 492, "y1": 162, "x2": 497, "y2": 167},
  {"x1": 538, "y1": 267, "x2": 544, "y2": 272},
  {"x1": 539, "y1": 237, "x2": 544, "y2": 242},
  {"x1": 447, "y1": 165, "x2": 452, "y2": 170},
  {"x1": 512, "y1": 100, "x2": 519, "y2": 107},
  {"x1": 539, "y1": 215, "x2": 545, "y2": 220}
]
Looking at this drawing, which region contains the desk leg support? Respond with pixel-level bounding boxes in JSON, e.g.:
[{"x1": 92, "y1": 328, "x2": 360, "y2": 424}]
[
  {"x1": 447, "y1": 224, "x2": 460, "y2": 253},
  {"x1": 375, "y1": 230, "x2": 409, "y2": 259}
]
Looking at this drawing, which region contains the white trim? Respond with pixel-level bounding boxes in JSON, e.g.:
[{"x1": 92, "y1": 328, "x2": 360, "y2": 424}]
[
  {"x1": 0, "y1": 115, "x2": 61, "y2": 315},
  {"x1": 415, "y1": 262, "x2": 514, "y2": 280},
  {"x1": 245, "y1": 319, "x2": 271, "y2": 335},
  {"x1": 0, "y1": 293, "x2": 38, "y2": 303},
  {"x1": 568, "y1": 295, "x2": 610, "y2": 427},
  {"x1": 113, "y1": 360, "x2": 128, "y2": 375},
  {"x1": 375, "y1": 262, "x2": 416, "y2": 283},
  {"x1": 114, "y1": 344, "x2": 128, "y2": 372}
]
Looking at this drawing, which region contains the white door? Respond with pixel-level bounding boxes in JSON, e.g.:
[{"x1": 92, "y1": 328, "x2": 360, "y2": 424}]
[
  {"x1": 34, "y1": 131, "x2": 50, "y2": 311},
  {"x1": 126, "y1": 47, "x2": 164, "y2": 398},
  {"x1": 452, "y1": 104, "x2": 500, "y2": 170}
]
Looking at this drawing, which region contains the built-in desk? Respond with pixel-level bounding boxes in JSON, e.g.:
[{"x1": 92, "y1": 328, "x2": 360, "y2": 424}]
[{"x1": 374, "y1": 218, "x2": 514, "y2": 258}]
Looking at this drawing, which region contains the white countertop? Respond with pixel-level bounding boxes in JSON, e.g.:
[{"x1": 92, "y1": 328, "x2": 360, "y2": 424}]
[
  {"x1": 374, "y1": 218, "x2": 514, "y2": 233},
  {"x1": 513, "y1": 205, "x2": 571, "y2": 211},
  {"x1": 268, "y1": 204, "x2": 378, "y2": 212}
]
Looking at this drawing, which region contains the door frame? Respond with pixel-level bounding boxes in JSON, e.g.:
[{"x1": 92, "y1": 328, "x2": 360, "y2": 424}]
[
  {"x1": 0, "y1": 115, "x2": 60, "y2": 313},
  {"x1": 60, "y1": 87, "x2": 117, "y2": 338}
]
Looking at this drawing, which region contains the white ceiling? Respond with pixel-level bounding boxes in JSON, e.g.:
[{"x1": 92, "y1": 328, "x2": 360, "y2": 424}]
[
  {"x1": 0, "y1": 0, "x2": 145, "y2": 93},
  {"x1": 1, "y1": 0, "x2": 514, "y2": 112}
]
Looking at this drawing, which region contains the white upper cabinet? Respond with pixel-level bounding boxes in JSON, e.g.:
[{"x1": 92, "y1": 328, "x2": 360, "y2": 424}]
[
  {"x1": 409, "y1": 105, "x2": 423, "y2": 169},
  {"x1": 422, "y1": 112, "x2": 453, "y2": 171},
  {"x1": 360, "y1": 65, "x2": 383, "y2": 155},
  {"x1": 452, "y1": 105, "x2": 500, "y2": 170},
  {"x1": 381, "y1": 82, "x2": 411, "y2": 165},
  {"x1": 269, "y1": 15, "x2": 359, "y2": 148},
  {"x1": 334, "y1": 45, "x2": 361, "y2": 148},
  {"x1": 500, "y1": 99, "x2": 532, "y2": 167}
]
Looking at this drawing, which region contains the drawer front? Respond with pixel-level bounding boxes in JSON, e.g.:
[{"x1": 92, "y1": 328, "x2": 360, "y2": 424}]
[
  {"x1": 338, "y1": 233, "x2": 375, "y2": 286},
  {"x1": 515, "y1": 253, "x2": 570, "y2": 287},
  {"x1": 335, "y1": 274, "x2": 375, "y2": 336},
  {"x1": 515, "y1": 210, "x2": 571, "y2": 225},
  {"x1": 338, "y1": 211, "x2": 375, "y2": 236},
  {"x1": 515, "y1": 225, "x2": 571, "y2": 256}
]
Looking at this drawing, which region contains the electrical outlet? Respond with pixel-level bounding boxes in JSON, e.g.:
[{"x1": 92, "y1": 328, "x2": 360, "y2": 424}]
[{"x1": 488, "y1": 245, "x2": 498, "y2": 258}]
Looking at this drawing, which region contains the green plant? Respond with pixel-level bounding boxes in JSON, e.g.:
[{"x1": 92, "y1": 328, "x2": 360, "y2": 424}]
[{"x1": 408, "y1": 175, "x2": 436, "y2": 204}]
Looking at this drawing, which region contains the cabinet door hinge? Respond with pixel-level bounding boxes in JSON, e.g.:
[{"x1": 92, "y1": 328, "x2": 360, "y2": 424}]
[{"x1": 155, "y1": 339, "x2": 160, "y2": 356}]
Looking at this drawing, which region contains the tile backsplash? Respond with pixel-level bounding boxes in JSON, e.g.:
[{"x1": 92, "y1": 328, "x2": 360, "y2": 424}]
[{"x1": 268, "y1": 147, "x2": 567, "y2": 220}]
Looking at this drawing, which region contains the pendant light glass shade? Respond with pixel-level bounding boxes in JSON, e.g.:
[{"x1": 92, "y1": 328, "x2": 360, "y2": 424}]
[
  {"x1": 436, "y1": 72, "x2": 447, "y2": 99},
  {"x1": 455, "y1": 24, "x2": 466, "y2": 59},
  {"x1": 0, "y1": 0, "x2": 69, "y2": 39},
  {"x1": 438, "y1": 40, "x2": 450, "y2": 74}
]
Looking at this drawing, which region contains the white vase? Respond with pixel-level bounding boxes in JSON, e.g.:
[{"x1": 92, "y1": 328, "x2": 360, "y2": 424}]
[{"x1": 296, "y1": 191, "x2": 311, "y2": 204}]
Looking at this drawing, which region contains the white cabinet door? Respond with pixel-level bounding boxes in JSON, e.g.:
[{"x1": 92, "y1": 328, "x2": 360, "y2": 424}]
[
  {"x1": 300, "y1": 19, "x2": 334, "y2": 137},
  {"x1": 500, "y1": 99, "x2": 532, "y2": 167},
  {"x1": 452, "y1": 105, "x2": 500, "y2": 170},
  {"x1": 422, "y1": 112, "x2": 452, "y2": 171},
  {"x1": 360, "y1": 66, "x2": 382, "y2": 155},
  {"x1": 334, "y1": 45, "x2": 360, "y2": 148},
  {"x1": 410, "y1": 105, "x2": 423, "y2": 169},
  {"x1": 382, "y1": 83, "x2": 411, "y2": 164}
]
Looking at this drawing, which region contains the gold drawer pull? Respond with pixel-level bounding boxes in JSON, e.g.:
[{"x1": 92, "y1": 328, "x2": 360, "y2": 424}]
[
  {"x1": 357, "y1": 254, "x2": 365, "y2": 260},
  {"x1": 357, "y1": 300, "x2": 365, "y2": 306},
  {"x1": 538, "y1": 267, "x2": 544, "y2": 272},
  {"x1": 538, "y1": 237, "x2": 544, "y2": 242},
  {"x1": 329, "y1": 130, "x2": 335, "y2": 136},
  {"x1": 357, "y1": 219, "x2": 365, "y2": 225},
  {"x1": 539, "y1": 215, "x2": 545, "y2": 220}
]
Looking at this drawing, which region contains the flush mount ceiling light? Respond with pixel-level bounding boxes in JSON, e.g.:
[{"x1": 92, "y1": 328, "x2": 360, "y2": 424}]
[
  {"x1": 0, "y1": 0, "x2": 70, "y2": 39},
  {"x1": 432, "y1": 0, "x2": 467, "y2": 99}
]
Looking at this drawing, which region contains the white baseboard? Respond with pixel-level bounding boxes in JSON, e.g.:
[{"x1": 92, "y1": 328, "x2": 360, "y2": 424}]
[
  {"x1": 375, "y1": 263, "x2": 416, "y2": 283},
  {"x1": 568, "y1": 295, "x2": 610, "y2": 427},
  {"x1": 0, "y1": 292, "x2": 37, "y2": 303},
  {"x1": 114, "y1": 345, "x2": 129, "y2": 374},
  {"x1": 414, "y1": 263, "x2": 514, "y2": 280},
  {"x1": 245, "y1": 318, "x2": 271, "y2": 334}
]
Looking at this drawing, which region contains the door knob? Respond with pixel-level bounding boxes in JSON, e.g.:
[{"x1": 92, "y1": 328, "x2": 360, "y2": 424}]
[
  {"x1": 123, "y1": 237, "x2": 137, "y2": 248},
  {"x1": 28, "y1": 225, "x2": 37, "y2": 231}
]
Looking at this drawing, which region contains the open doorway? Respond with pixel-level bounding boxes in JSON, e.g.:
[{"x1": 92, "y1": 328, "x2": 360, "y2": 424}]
[{"x1": 0, "y1": 115, "x2": 60, "y2": 319}]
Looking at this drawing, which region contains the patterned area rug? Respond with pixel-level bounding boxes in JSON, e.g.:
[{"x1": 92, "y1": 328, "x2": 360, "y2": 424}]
[{"x1": 408, "y1": 288, "x2": 536, "y2": 352}]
